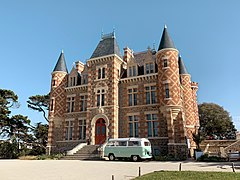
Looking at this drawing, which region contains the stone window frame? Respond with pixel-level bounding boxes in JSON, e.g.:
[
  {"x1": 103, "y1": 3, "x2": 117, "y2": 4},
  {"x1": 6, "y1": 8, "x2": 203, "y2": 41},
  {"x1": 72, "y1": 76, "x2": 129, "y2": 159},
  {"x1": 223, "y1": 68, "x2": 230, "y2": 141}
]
[
  {"x1": 162, "y1": 56, "x2": 170, "y2": 70},
  {"x1": 80, "y1": 93, "x2": 88, "y2": 111},
  {"x1": 65, "y1": 118, "x2": 74, "y2": 141},
  {"x1": 128, "y1": 65, "x2": 137, "y2": 77},
  {"x1": 52, "y1": 77, "x2": 57, "y2": 87},
  {"x1": 145, "y1": 62, "x2": 155, "y2": 75},
  {"x1": 50, "y1": 97, "x2": 55, "y2": 112},
  {"x1": 127, "y1": 85, "x2": 138, "y2": 106},
  {"x1": 66, "y1": 94, "x2": 76, "y2": 113},
  {"x1": 162, "y1": 80, "x2": 171, "y2": 100},
  {"x1": 96, "y1": 65, "x2": 107, "y2": 80},
  {"x1": 145, "y1": 112, "x2": 159, "y2": 137},
  {"x1": 127, "y1": 112, "x2": 140, "y2": 138},
  {"x1": 95, "y1": 87, "x2": 106, "y2": 107},
  {"x1": 78, "y1": 118, "x2": 86, "y2": 140},
  {"x1": 144, "y1": 83, "x2": 157, "y2": 104}
]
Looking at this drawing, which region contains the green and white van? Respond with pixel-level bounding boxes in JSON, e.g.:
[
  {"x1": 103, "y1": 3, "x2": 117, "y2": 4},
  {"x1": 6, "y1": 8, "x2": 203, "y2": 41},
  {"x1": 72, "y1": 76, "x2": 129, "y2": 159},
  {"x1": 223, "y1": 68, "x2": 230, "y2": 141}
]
[{"x1": 103, "y1": 138, "x2": 152, "y2": 161}]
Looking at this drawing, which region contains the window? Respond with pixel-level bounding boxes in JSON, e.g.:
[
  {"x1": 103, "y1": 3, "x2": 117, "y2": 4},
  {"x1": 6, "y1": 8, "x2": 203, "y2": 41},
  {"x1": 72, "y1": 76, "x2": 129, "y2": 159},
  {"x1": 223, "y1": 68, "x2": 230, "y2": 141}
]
[
  {"x1": 69, "y1": 76, "x2": 77, "y2": 86},
  {"x1": 80, "y1": 95, "x2": 87, "y2": 111},
  {"x1": 146, "y1": 62, "x2": 154, "y2": 74},
  {"x1": 79, "y1": 119, "x2": 86, "y2": 140},
  {"x1": 128, "y1": 88, "x2": 137, "y2": 106},
  {"x1": 163, "y1": 59, "x2": 168, "y2": 67},
  {"x1": 52, "y1": 80, "x2": 56, "y2": 86},
  {"x1": 128, "y1": 66, "x2": 137, "y2": 77},
  {"x1": 50, "y1": 99, "x2": 54, "y2": 111},
  {"x1": 67, "y1": 97, "x2": 75, "y2": 112},
  {"x1": 128, "y1": 141, "x2": 140, "y2": 146},
  {"x1": 83, "y1": 75, "x2": 88, "y2": 84},
  {"x1": 146, "y1": 114, "x2": 158, "y2": 137},
  {"x1": 65, "y1": 121, "x2": 74, "y2": 140},
  {"x1": 98, "y1": 67, "x2": 106, "y2": 79},
  {"x1": 129, "y1": 115, "x2": 138, "y2": 137},
  {"x1": 165, "y1": 83, "x2": 170, "y2": 98},
  {"x1": 145, "y1": 86, "x2": 156, "y2": 104},
  {"x1": 97, "y1": 89, "x2": 105, "y2": 107}
]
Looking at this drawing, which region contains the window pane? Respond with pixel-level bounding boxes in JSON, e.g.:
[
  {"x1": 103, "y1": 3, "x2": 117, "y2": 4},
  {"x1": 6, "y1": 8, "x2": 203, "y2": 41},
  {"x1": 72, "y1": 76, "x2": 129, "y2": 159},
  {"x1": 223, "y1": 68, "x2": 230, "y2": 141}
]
[
  {"x1": 148, "y1": 122, "x2": 152, "y2": 137},
  {"x1": 128, "y1": 94, "x2": 132, "y2": 106},
  {"x1": 98, "y1": 68, "x2": 101, "y2": 79},
  {"x1": 129, "y1": 67, "x2": 132, "y2": 76},
  {"x1": 70, "y1": 127, "x2": 73, "y2": 140},
  {"x1": 133, "y1": 66, "x2": 136, "y2": 76},
  {"x1": 133, "y1": 94, "x2": 137, "y2": 105},
  {"x1": 135, "y1": 122, "x2": 138, "y2": 137},
  {"x1": 151, "y1": 91, "x2": 156, "y2": 104},
  {"x1": 129, "y1": 123, "x2": 133, "y2": 137},
  {"x1": 150, "y1": 63, "x2": 154, "y2": 73},
  {"x1": 102, "y1": 68, "x2": 105, "y2": 78},
  {"x1": 146, "y1": 92, "x2": 150, "y2": 104},
  {"x1": 65, "y1": 128, "x2": 69, "y2": 140},
  {"x1": 101, "y1": 94, "x2": 105, "y2": 106},
  {"x1": 153, "y1": 122, "x2": 158, "y2": 137},
  {"x1": 97, "y1": 95, "x2": 100, "y2": 106}
]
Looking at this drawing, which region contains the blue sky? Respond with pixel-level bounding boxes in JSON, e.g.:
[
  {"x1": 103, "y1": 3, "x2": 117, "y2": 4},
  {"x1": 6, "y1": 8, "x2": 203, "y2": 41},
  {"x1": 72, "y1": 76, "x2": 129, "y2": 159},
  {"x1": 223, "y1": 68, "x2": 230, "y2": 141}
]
[{"x1": 0, "y1": 0, "x2": 239, "y2": 130}]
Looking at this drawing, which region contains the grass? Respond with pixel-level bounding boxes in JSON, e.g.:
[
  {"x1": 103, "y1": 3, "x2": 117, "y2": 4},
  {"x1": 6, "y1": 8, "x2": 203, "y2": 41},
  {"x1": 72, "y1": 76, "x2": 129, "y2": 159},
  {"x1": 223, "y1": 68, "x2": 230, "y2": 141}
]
[
  {"x1": 134, "y1": 171, "x2": 240, "y2": 180},
  {"x1": 18, "y1": 154, "x2": 63, "y2": 160},
  {"x1": 18, "y1": 156, "x2": 37, "y2": 160}
]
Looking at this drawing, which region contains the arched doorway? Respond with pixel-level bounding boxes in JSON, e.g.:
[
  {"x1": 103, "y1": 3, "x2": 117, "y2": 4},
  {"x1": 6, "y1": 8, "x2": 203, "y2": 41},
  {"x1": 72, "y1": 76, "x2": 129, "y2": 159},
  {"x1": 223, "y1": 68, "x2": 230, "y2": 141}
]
[{"x1": 95, "y1": 118, "x2": 106, "y2": 144}]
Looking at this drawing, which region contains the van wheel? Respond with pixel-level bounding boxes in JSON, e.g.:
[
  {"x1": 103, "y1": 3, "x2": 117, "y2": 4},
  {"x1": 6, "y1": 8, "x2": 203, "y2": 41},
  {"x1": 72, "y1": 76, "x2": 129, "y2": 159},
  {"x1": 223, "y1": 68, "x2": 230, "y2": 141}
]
[
  {"x1": 108, "y1": 154, "x2": 115, "y2": 161},
  {"x1": 131, "y1": 155, "x2": 139, "y2": 162}
]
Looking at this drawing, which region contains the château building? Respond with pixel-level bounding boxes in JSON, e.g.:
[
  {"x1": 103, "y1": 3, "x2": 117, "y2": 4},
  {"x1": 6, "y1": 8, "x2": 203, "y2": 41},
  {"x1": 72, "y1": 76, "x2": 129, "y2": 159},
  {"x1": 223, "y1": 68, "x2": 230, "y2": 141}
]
[{"x1": 47, "y1": 26, "x2": 199, "y2": 159}]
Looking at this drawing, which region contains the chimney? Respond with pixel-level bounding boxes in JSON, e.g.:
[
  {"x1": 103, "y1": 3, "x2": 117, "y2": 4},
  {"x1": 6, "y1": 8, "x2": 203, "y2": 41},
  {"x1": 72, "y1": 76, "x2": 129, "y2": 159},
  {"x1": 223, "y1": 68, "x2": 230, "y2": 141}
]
[
  {"x1": 123, "y1": 47, "x2": 133, "y2": 62},
  {"x1": 75, "y1": 61, "x2": 85, "y2": 73}
]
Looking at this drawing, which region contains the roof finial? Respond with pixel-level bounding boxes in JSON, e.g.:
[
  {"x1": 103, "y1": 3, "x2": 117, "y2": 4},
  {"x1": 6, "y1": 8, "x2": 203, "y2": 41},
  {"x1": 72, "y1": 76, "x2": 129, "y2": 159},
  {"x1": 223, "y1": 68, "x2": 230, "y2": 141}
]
[
  {"x1": 164, "y1": 24, "x2": 167, "y2": 29},
  {"x1": 61, "y1": 49, "x2": 64, "y2": 54},
  {"x1": 153, "y1": 42, "x2": 156, "y2": 50},
  {"x1": 101, "y1": 28, "x2": 104, "y2": 39},
  {"x1": 113, "y1": 26, "x2": 116, "y2": 38}
]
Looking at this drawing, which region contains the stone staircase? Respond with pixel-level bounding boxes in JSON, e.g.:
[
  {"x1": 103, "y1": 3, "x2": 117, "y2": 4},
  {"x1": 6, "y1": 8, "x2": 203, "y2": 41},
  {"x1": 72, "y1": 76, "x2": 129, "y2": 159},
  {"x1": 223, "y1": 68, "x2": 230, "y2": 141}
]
[
  {"x1": 224, "y1": 140, "x2": 240, "y2": 153},
  {"x1": 61, "y1": 145, "x2": 101, "y2": 160}
]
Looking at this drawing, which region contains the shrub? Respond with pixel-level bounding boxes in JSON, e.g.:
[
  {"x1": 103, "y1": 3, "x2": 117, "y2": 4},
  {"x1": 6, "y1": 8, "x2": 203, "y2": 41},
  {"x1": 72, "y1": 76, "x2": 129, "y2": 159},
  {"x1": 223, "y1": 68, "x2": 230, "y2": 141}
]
[
  {"x1": 0, "y1": 141, "x2": 19, "y2": 159},
  {"x1": 197, "y1": 154, "x2": 227, "y2": 162}
]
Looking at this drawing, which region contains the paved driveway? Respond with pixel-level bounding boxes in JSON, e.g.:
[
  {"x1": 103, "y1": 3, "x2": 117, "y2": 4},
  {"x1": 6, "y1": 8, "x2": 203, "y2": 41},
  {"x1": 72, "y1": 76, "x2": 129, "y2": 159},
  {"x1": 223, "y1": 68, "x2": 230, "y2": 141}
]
[{"x1": 0, "y1": 160, "x2": 239, "y2": 180}]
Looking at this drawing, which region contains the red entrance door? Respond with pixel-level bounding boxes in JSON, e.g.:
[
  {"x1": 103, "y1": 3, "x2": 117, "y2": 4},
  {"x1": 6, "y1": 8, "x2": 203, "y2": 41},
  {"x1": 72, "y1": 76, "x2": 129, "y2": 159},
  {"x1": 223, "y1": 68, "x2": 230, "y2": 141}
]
[{"x1": 95, "y1": 118, "x2": 106, "y2": 144}]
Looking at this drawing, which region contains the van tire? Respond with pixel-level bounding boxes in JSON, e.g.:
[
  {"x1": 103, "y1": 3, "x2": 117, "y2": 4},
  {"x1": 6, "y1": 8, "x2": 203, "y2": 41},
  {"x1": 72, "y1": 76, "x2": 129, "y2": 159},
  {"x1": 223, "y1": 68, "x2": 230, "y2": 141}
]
[
  {"x1": 108, "y1": 154, "x2": 115, "y2": 161},
  {"x1": 131, "y1": 155, "x2": 139, "y2": 162}
]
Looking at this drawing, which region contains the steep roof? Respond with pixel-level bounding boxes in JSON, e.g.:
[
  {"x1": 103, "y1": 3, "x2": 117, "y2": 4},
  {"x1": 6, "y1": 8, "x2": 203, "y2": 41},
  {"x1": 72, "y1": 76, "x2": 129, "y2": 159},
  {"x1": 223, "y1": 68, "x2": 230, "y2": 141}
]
[
  {"x1": 178, "y1": 56, "x2": 189, "y2": 74},
  {"x1": 158, "y1": 25, "x2": 176, "y2": 51},
  {"x1": 90, "y1": 32, "x2": 121, "y2": 59},
  {"x1": 53, "y1": 51, "x2": 68, "y2": 73}
]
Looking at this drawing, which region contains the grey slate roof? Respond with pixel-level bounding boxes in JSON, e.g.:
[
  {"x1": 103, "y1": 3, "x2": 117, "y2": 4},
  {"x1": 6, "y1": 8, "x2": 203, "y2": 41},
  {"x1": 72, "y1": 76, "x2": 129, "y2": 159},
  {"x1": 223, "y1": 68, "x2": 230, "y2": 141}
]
[
  {"x1": 178, "y1": 56, "x2": 188, "y2": 74},
  {"x1": 53, "y1": 51, "x2": 68, "y2": 73},
  {"x1": 90, "y1": 32, "x2": 121, "y2": 59},
  {"x1": 158, "y1": 26, "x2": 176, "y2": 51}
]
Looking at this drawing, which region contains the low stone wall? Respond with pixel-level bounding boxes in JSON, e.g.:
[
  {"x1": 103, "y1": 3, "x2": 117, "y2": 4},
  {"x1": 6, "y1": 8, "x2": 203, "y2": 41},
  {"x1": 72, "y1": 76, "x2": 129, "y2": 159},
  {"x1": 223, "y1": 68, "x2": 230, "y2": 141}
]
[
  {"x1": 200, "y1": 140, "x2": 237, "y2": 154},
  {"x1": 48, "y1": 140, "x2": 86, "y2": 154}
]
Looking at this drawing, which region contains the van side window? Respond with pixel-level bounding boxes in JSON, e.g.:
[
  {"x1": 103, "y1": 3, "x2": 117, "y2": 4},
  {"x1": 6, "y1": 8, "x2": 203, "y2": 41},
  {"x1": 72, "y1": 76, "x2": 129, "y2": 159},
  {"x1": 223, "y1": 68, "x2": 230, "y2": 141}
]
[
  {"x1": 107, "y1": 141, "x2": 115, "y2": 146},
  {"x1": 128, "y1": 141, "x2": 140, "y2": 146},
  {"x1": 117, "y1": 141, "x2": 127, "y2": 146},
  {"x1": 144, "y1": 142, "x2": 150, "y2": 146}
]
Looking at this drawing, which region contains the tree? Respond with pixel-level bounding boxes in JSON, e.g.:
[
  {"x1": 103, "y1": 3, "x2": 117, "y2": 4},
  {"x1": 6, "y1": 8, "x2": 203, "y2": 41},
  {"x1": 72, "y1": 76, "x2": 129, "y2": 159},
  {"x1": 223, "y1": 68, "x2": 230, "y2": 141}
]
[
  {"x1": 198, "y1": 103, "x2": 236, "y2": 139},
  {"x1": 33, "y1": 122, "x2": 48, "y2": 147},
  {"x1": 27, "y1": 94, "x2": 50, "y2": 122}
]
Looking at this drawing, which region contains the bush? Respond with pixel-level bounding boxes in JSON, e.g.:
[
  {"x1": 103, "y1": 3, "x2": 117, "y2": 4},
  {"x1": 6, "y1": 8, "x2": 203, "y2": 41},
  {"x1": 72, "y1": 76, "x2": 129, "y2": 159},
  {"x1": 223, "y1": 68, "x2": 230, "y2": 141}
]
[
  {"x1": 197, "y1": 154, "x2": 227, "y2": 162},
  {"x1": 154, "y1": 155, "x2": 186, "y2": 161},
  {"x1": 0, "y1": 141, "x2": 19, "y2": 159},
  {"x1": 37, "y1": 154, "x2": 63, "y2": 160}
]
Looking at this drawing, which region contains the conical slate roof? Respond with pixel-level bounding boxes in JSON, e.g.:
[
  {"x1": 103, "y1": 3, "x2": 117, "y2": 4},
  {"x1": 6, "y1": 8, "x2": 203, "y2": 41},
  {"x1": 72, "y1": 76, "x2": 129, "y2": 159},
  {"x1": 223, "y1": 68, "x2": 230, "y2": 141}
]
[
  {"x1": 53, "y1": 51, "x2": 68, "y2": 73},
  {"x1": 178, "y1": 56, "x2": 188, "y2": 75},
  {"x1": 158, "y1": 25, "x2": 176, "y2": 51},
  {"x1": 90, "y1": 32, "x2": 121, "y2": 59}
]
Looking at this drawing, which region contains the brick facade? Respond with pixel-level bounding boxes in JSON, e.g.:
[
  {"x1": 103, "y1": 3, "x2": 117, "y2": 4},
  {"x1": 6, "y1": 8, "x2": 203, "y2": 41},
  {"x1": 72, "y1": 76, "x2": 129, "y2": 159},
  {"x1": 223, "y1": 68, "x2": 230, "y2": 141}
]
[{"x1": 47, "y1": 28, "x2": 199, "y2": 159}]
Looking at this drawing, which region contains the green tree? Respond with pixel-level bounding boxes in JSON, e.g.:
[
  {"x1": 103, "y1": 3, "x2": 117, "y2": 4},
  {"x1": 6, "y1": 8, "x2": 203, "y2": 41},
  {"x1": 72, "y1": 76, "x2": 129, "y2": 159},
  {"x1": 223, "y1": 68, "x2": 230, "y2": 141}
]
[
  {"x1": 33, "y1": 122, "x2": 48, "y2": 147},
  {"x1": 27, "y1": 94, "x2": 50, "y2": 122},
  {"x1": 198, "y1": 103, "x2": 236, "y2": 139}
]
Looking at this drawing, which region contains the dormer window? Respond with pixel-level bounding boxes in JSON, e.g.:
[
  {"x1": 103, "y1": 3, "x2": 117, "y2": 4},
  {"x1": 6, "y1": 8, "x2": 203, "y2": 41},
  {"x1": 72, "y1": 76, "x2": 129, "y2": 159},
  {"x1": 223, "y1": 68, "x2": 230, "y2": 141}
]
[
  {"x1": 69, "y1": 76, "x2": 77, "y2": 87},
  {"x1": 145, "y1": 62, "x2": 154, "y2": 74},
  {"x1": 128, "y1": 66, "x2": 137, "y2": 77}
]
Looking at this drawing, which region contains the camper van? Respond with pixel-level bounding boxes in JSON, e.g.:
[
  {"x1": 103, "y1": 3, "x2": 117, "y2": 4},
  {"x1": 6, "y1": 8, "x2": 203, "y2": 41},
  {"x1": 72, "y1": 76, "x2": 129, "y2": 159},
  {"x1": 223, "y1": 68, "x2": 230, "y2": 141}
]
[{"x1": 103, "y1": 138, "x2": 152, "y2": 161}]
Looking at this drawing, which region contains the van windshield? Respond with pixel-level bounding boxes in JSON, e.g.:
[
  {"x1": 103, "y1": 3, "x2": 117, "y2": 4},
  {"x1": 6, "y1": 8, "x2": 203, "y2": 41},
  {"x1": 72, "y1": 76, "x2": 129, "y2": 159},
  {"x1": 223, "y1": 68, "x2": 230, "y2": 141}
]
[{"x1": 144, "y1": 141, "x2": 150, "y2": 146}]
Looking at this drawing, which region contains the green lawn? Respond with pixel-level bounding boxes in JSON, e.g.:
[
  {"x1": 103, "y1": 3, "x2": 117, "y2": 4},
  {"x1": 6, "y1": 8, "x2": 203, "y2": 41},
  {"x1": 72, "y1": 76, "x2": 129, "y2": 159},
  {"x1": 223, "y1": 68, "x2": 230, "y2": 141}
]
[{"x1": 134, "y1": 171, "x2": 240, "y2": 180}]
